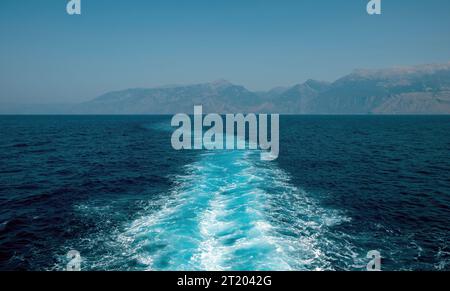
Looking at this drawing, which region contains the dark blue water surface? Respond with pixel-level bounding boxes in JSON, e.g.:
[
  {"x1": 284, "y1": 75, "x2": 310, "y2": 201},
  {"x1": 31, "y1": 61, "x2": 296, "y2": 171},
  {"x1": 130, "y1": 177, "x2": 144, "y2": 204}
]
[{"x1": 0, "y1": 115, "x2": 449, "y2": 271}]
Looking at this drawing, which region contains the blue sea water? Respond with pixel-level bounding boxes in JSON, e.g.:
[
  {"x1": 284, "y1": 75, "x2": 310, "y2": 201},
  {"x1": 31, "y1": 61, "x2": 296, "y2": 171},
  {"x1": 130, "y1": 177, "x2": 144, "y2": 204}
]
[{"x1": 0, "y1": 115, "x2": 449, "y2": 271}]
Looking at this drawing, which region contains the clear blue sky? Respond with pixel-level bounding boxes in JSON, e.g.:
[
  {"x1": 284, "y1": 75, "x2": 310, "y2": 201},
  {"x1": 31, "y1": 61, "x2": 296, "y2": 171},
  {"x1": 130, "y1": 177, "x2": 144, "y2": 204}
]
[{"x1": 1, "y1": 0, "x2": 450, "y2": 103}]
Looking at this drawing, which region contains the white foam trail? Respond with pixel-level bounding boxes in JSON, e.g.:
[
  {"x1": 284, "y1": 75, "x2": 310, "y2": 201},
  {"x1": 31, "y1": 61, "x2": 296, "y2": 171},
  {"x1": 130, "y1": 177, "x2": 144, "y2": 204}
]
[{"x1": 117, "y1": 145, "x2": 351, "y2": 271}]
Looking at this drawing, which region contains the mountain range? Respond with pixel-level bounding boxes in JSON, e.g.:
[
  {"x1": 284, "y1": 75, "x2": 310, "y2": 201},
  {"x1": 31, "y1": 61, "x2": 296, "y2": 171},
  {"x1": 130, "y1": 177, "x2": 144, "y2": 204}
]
[{"x1": 4, "y1": 62, "x2": 450, "y2": 114}]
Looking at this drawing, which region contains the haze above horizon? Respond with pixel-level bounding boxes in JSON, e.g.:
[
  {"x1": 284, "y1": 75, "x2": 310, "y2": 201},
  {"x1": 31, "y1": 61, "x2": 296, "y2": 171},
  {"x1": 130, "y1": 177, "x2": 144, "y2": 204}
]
[{"x1": 1, "y1": 0, "x2": 450, "y2": 104}]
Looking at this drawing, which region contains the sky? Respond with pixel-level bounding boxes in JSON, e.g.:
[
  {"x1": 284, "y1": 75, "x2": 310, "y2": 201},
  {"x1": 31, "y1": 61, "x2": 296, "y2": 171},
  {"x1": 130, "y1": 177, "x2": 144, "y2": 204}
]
[{"x1": 1, "y1": 0, "x2": 450, "y2": 104}]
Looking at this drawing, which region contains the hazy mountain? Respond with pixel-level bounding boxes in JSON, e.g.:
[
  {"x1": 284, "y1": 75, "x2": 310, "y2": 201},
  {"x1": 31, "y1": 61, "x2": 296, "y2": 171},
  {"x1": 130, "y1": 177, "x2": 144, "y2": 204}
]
[
  {"x1": 4, "y1": 62, "x2": 450, "y2": 114},
  {"x1": 71, "y1": 80, "x2": 264, "y2": 114},
  {"x1": 73, "y1": 62, "x2": 450, "y2": 114},
  {"x1": 274, "y1": 80, "x2": 330, "y2": 114},
  {"x1": 309, "y1": 63, "x2": 450, "y2": 114}
]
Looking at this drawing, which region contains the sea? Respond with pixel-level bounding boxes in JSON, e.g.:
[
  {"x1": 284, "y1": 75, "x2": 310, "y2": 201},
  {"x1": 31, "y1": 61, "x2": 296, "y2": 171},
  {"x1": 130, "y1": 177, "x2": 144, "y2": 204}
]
[{"x1": 0, "y1": 115, "x2": 449, "y2": 271}]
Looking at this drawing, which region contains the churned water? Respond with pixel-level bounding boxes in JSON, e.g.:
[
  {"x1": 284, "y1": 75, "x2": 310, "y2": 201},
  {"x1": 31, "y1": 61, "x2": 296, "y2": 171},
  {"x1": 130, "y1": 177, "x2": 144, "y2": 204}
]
[{"x1": 0, "y1": 115, "x2": 449, "y2": 270}]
